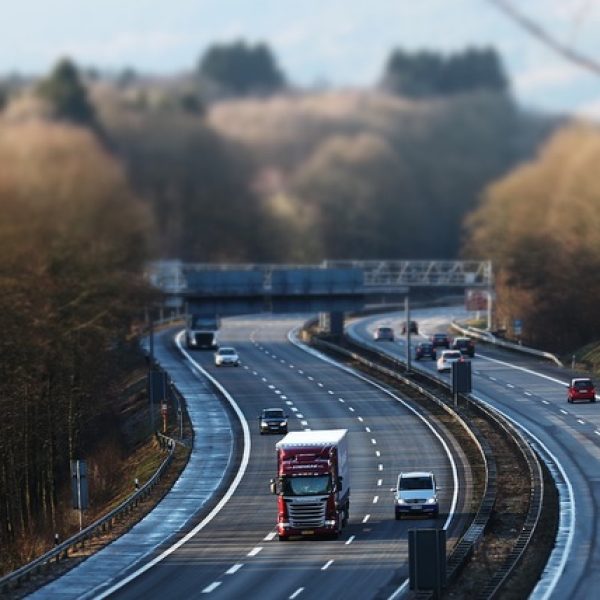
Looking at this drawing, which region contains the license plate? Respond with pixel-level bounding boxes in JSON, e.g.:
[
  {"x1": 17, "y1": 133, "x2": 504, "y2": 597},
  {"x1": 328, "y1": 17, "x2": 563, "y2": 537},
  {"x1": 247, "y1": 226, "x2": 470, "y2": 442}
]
[
  {"x1": 410, "y1": 506, "x2": 421, "y2": 511},
  {"x1": 301, "y1": 530, "x2": 315, "y2": 535}
]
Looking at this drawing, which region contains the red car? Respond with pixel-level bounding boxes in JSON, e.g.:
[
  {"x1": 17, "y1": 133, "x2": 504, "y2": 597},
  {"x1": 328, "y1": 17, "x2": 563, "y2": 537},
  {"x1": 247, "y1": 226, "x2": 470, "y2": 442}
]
[{"x1": 567, "y1": 378, "x2": 596, "y2": 403}]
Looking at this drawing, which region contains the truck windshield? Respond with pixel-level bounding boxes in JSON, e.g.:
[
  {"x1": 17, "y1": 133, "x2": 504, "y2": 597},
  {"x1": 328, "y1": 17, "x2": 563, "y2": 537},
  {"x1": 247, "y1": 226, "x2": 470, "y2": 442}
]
[
  {"x1": 400, "y1": 476, "x2": 433, "y2": 490},
  {"x1": 282, "y1": 475, "x2": 331, "y2": 496}
]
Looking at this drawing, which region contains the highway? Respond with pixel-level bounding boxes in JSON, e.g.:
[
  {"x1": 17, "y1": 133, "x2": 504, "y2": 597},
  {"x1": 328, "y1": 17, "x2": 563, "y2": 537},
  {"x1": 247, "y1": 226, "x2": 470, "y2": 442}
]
[
  {"x1": 106, "y1": 316, "x2": 472, "y2": 600},
  {"x1": 348, "y1": 306, "x2": 600, "y2": 600}
]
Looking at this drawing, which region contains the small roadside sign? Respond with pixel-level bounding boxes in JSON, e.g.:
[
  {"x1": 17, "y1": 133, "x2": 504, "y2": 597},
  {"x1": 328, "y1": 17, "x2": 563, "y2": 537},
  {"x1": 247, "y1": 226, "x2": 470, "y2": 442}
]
[{"x1": 513, "y1": 319, "x2": 522, "y2": 336}]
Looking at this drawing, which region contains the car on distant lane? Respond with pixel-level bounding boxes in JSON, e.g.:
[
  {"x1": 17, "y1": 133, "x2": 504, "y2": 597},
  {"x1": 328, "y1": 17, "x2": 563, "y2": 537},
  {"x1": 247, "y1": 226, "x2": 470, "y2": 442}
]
[
  {"x1": 415, "y1": 342, "x2": 436, "y2": 361},
  {"x1": 436, "y1": 350, "x2": 462, "y2": 372},
  {"x1": 259, "y1": 408, "x2": 288, "y2": 434},
  {"x1": 430, "y1": 333, "x2": 450, "y2": 349},
  {"x1": 567, "y1": 378, "x2": 596, "y2": 403},
  {"x1": 394, "y1": 471, "x2": 439, "y2": 519},
  {"x1": 452, "y1": 336, "x2": 475, "y2": 358},
  {"x1": 374, "y1": 326, "x2": 395, "y2": 342}
]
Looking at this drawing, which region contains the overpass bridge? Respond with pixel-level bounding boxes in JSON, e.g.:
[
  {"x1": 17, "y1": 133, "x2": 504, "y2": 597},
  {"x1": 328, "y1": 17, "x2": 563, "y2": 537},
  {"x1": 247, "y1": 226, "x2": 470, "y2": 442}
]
[{"x1": 147, "y1": 259, "x2": 492, "y2": 333}]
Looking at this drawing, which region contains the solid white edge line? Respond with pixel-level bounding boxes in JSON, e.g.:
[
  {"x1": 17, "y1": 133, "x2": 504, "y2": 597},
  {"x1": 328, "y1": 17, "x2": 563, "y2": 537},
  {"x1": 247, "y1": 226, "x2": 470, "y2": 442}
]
[
  {"x1": 349, "y1": 312, "x2": 574, "y2": 600},
  {"x1": 94, "y1": 330, "x2": 252, "y2": 599},
  {"x1": 470, "y1": 393, "x2": 574, "y2": 600},
  {"x1": 287, "y1": 327, "x2": 459, "y2": 600},
  {"x1": 289, "y1": 588, "x2": 304, "y2": 599}
]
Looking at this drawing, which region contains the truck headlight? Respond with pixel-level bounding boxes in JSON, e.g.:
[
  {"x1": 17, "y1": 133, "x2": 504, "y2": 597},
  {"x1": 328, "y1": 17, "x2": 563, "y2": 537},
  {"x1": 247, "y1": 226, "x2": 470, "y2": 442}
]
[{"x1": 325, "y1": 519, "x2": 337, "y2": 526}]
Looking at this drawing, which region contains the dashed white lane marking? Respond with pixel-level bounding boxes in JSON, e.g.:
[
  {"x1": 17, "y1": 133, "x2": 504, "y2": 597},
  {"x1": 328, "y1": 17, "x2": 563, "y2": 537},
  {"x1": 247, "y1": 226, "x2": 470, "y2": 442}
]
[
  {"x1": 298, "y1": 370, "x2": 304, "y2": 375},
  {"x1": 357, "y1": 417, "x2": 364, "y2": 422},
  {"x1": 507, "y1": 384, "x2": 515, "y2": 389},
  {"x1": 247, "y1": 547, "x2": 263, "y2": 557},
  {"x1": 365, "y1": 427, "x2": 371, "y2": 433},
  {"x1": 252, "y1": 371, "x2": 258, "y2": 376},
  {"x1": 226, "y1": 564, "x2": 243, "y2": 575},
  {"x1": 578, "y1": 419, "x2": 585, "y2": 425},
  {"x1": 289, "y1": 364, "x2": 295, "y2": 369},
  {"x1": 268, "y1": 384, "x2": 275, "y2": 389},
  {"x1": 378, "y1": 464, "x2": 383, "y2": 471},
  {"x1": 280, "y1": 360, "x2": 286, "y2": 364},
  {"x1": 274, "y1": 390, "x2": 282, "y2": 395},
  {"x1": 321, "y1": 560, "x2": 334, "y2": 571},
  {"x1": 524, "y1": 391, "x2": 532, "y2": 396},
  {"x1": 362, "y1": 514, "x2": 370, "y2": 523},
  {"x1": 317, "y1": 382, "x2": 324, "y2": 388},
  {"x1": 281, "y1": 395, "x2": 287, "y2": 400},
  {"x1": 328, "y1": 390, "x2": 335, "y2": 395},
  {"x1": 308, "y1": 376, "x2": 314, "y2": 381},
  {"x1": 375, "y1": 451, "x2": 381, "y2": 457},
  {"x1": 271, "y1": 355, "x2": 277, "y2": 359},
  {"x1": 560, "y1": 409, "x2": 568, "y2": 415},
  {"x1": 345, "y1": 535, "x2": 355, "y2": 545},
  {"x1": 243, "y1": 366, "x2": 249, "y2": 370},
  {"x1": 291, "y1": 407, "x2": 298, "y2": 412},
  {"x1": 595, "y1": 431, "x2": 600, "y2": 437},
  {"x1": 377, "y1": 479, "x2": 383, "y2": 486},
  {"x1": 542, "y1": 400, "x2": 550, "y2": 405},
  {"x1": 202, "y1": 582, "x2": 221, "y2": 593},
  {"x1": 264, "y1": 532, "x2": 277, "y2": 541},
  {"x1": 338, "y1": 398, "x2": 345, "y2": 403},
  {"x1": 301, "y1": 420, "x2": 308, "y2": 426},
  {"x1": 296, "y1": 414, "x2": 305, "y2": 419},
  {"x1": 286, "y1": 401, "x2": 293, "y2": 406},
  {"x1": 371, "y1": 438, "x2": 377, "y2": 445},
  {"x1": 373, "y1": 496, "x2": 379, "y2": 504},
  {"x1": 262, "y1": 377, "x2": 268, "y2": 382},
  {"x1": 349, "y1": 407, "x2": 355, "y2": 412},
  {"x1": 489, "y1": 376, "x2": 497, "y2": 381},
  {"x1": 289, "y1": 588, "x2": 304, "y2": 600}
]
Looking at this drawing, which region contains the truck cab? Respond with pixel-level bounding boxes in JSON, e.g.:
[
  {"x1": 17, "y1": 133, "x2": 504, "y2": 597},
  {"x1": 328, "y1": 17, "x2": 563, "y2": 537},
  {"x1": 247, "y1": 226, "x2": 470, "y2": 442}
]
[{"x1": 185, "y1": 314, "x2": 220, "y2": 350}]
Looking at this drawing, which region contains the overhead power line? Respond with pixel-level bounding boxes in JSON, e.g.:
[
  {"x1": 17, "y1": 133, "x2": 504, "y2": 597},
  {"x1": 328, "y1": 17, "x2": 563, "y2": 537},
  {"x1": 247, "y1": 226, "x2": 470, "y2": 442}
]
[{"x1": 487, "y1": 0, "x2": 600, "y2": 77}]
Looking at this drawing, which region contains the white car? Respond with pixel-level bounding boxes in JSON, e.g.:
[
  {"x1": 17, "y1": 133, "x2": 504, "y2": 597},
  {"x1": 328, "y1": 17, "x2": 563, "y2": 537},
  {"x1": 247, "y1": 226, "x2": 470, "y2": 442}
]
[
  {"x1": 394, "y1": 471, "x2": 439, "y2": 519},
  {"x1": 436, "y1": 350, "x2": 462, "y2": 372},
  {"x1": 214, "y1": 347, "x2": 240, "y2": 367}
]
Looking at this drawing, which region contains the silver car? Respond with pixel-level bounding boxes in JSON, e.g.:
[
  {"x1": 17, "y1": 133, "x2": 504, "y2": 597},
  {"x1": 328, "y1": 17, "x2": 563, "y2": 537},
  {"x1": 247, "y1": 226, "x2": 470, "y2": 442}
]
[
  {"x1": 436, "y1": 349, "x2": 462, "y2": 372},
  {"x1": 214, "y1": 347, "x2": 240, "y2": 367}
]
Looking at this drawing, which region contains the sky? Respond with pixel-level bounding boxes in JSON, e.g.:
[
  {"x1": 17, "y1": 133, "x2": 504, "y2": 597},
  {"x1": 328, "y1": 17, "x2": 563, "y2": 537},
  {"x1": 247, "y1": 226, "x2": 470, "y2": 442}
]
[{"x1": 2, "y1": 0, "x2": 600, "y2": 118}]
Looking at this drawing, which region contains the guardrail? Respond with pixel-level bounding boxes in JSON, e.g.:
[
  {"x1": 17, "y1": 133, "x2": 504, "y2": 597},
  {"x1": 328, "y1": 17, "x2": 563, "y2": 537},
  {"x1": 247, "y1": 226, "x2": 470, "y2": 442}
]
[
  {"x1": 0, "y1": 433, "x2": 176, "y2": 595},
  {"x1": 451, "y1": 321, "x2": 564, "y2": 367},
  {"x1": 310, "y1": 330, "x2": 544, "y2": 598}
]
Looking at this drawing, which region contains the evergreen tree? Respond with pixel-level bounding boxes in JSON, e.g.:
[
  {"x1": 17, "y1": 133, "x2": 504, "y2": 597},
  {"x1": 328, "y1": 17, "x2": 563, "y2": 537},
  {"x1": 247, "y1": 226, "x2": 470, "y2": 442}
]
[
  {"x1": 38, "y1": 58, "x2": 97, "y2": 126},
  {"x1": 198, "y1": 40, "x2": 285, "y2": 95}
]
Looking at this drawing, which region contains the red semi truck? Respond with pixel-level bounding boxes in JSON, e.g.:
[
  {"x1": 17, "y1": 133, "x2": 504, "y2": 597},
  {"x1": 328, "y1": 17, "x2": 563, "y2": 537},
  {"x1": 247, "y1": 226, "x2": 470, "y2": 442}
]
[{"x1": 270, "y1": 429, "x2": 350, "y2": 540}]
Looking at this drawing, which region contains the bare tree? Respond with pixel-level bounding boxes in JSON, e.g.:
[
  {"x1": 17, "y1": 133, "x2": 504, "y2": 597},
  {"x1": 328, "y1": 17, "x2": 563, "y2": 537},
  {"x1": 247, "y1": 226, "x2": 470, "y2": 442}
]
[{"x1": 487, "y1": 0, "x2": 600, "y2": 76}]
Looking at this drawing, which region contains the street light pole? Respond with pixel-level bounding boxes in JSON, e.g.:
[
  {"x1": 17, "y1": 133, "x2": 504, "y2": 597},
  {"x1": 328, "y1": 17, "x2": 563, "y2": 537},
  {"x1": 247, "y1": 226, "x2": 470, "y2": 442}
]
[{"x1": 405, "y1": 294, "x2": 412, "y2": 373}]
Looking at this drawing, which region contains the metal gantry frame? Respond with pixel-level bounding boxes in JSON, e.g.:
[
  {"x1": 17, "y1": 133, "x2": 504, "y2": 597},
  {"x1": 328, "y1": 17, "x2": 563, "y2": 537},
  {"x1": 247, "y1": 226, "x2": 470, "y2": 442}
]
[
  {"x1": 322, "y1": 260, "x2": 492, "y2": 288},
  {"x1": 148, "y1": 259, "x2": 493, "y2": 293}
]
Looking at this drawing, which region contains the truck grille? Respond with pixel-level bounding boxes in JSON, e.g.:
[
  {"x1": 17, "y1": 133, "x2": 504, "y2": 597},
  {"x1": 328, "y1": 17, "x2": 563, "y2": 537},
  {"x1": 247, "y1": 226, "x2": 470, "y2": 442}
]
[
  {"x1": 288, "y1": 500, "x2": 327, "y2": 528},
  {"x1": 406, "y1": 499, "x2": 426, "y2": 504}
]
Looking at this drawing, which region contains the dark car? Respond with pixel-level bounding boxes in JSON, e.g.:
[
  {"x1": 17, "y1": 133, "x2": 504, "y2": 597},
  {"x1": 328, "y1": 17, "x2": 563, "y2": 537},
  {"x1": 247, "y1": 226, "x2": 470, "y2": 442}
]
[
  {"x1": 452, "y1": 337, "x2": 475, "y2": 358},
  {"x1": 259, "y1": 408, "x2": 288, "y2": 434},
  {"x1": 430, "y1": 333, "x2": 450, "y2": 349},
  {"x1": 401, "y1": 320, "x2": 419, "y2": 335},
  {"x1": 374, "y1": 326, "x2": 395, "y2": 342},
  {"x1": 567, "y1": 378, "x2": 596, "y2": 403},
  {"x1": 415, "y1": 342, "x2": 436, "y2": 360}
]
